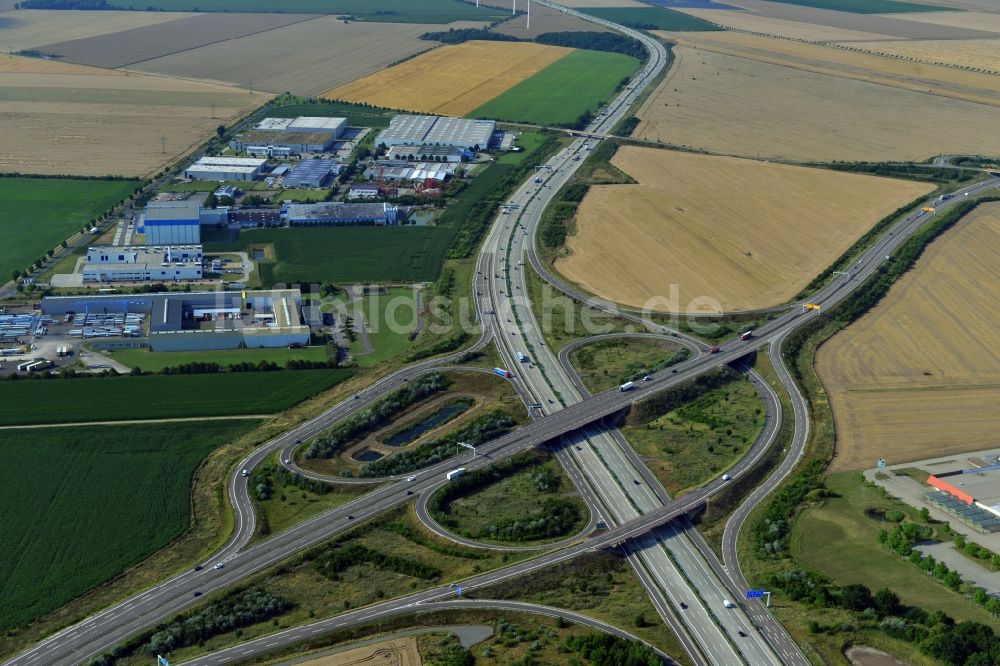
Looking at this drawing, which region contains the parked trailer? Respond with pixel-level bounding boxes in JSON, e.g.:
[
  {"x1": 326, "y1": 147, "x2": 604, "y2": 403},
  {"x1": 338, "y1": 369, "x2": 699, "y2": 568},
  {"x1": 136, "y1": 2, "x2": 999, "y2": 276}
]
[
  {"x1": 446, "y1": 468, "x2": 467, "y2": 481},
  {"x1": 1, "y1": 348, "x2": 21, "y2": 356},
  {"x1": 493, "y1": 367, "x2": 513, "y2": 379},
  {"x1": 16, "y1": 360, "x2": 34, "y2": 371},
  {"x1": 618, "y1": 381, "x2": 636, "y2": 392},
  {"x1": 25, "y1": 360, "x2": 50, "y2": 372}
]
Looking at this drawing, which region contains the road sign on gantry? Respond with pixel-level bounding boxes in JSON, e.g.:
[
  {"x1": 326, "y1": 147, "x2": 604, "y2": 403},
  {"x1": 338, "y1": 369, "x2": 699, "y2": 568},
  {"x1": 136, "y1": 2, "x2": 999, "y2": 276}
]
[
  {"x1": 158, "y1": 656, "x2": 171, "y2": 666},
  {"x1": 746, "y1": 589, "x2": 766, "y2": 599}
]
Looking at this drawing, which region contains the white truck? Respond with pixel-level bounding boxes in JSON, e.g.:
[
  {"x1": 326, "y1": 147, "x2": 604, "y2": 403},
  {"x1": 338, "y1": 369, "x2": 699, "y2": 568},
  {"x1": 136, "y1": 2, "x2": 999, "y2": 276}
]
[
  {"x1": 446, "y1": 467, "x2": 467, "y2": 481},
  {"x1": 618, "y1": 381, "x2": 636, "y2": 392},
  {"x1": 516, "y1": 351, "x2": 529, "y2": 363}
]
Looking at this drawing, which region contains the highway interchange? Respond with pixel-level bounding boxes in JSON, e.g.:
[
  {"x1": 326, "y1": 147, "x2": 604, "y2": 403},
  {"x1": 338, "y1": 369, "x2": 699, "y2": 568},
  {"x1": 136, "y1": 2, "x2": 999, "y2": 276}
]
[{"x1": 6, "y1": 2, "x2": 1000, "y2": 665}]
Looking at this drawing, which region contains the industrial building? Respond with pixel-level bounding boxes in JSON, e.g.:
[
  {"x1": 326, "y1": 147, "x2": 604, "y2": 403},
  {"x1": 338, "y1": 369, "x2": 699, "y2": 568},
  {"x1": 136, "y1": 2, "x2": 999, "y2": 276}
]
[
  {"x1": 386, "y1": 145, "x2": 471, "y2": 163},
  {"x1": 375, "y1": 115, "x2": 495, "y2": 151},
  {"x1": 233, "y1": 116, "x2": 348, "y2": 155},
  {"x1": 348, "y1": 184, "x2": 381, "y2": 199},
  {"x1": 143, "y1": 201, "x2": 201, "y2": 245},
  {"x1": 281, "y1": 202, "x2": 399, "y2": 226},
  {"x1": 82, "y1": 245, "x2": 203, "y2": 283},
  {"x1": 924, "y1": 463, "x2": 1000, "y2": 532},
  {"x1": 184, "y1": 156, "x2": 267, "y2": 182},
  {"x1": 229, "y1": 207, "x2": 282, "y2": 228},
  {"x1": 41, "y1": 290, "x2": 310, "y2": 351},
  {"x1": 368, "y1": 160, "x2": 456, "y2": 183},
  {"x1": 282, "y1": 159, "x2": 343, "y2": 188}
]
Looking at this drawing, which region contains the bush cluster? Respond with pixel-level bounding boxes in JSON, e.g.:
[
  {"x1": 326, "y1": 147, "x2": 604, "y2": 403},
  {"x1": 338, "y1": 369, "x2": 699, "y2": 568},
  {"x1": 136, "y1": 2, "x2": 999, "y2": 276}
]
[{"x1": 313, "y1": 543, "x2": 439, "y2": 581}]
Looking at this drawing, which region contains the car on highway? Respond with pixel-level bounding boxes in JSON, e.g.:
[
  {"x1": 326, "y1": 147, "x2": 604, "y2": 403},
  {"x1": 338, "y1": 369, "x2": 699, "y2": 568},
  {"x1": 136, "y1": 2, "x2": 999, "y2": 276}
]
[
  {"x1": 283, "y1": 459, "x2": 291, "y2": 464},
  {"x1": 643, "y1": 375, "x2": 653, "y2": 381},
  {"x1": 722, "y1": 474, "x2": 731, "y2": 481},
  {"x1": 723, "y1": 599, "x2": 735, "y2": 608},
  {"x1": 241, "y1": 469, "x2": 249, "y2": 477},
  {"x1": 680, "y1": 602, "x2": 688, "y2": 609},
  {"x1": 738, "y1": 630, "x2": 748, "y2": 637},
  {"x1": 214, "y1": 563, "x2": 224, "y2": 570}
]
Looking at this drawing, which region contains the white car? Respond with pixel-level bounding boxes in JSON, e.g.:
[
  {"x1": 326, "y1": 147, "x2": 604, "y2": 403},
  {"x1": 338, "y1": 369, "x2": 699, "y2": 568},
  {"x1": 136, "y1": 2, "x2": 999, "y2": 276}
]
[
  {"x1": 722, "y1": 474, "x2": 731, "y2": 481},
  {"x1": 283, "y1": 459, "x2": 291, "y2": 464},
  {"x1": 723, "y1": 599, "x2": 735, "y2": 609},
  {"x1": 241, "y1": 469, "x2": 249, "y2": 477},
  {"x1": 406, "y1": 476, "x2": 416, "y2": 482}
]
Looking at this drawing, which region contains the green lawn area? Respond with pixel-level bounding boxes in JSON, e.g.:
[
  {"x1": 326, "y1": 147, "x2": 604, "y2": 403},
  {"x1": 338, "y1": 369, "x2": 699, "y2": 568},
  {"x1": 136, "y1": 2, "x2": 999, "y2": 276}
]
[
  {"x1": 469, "y1": 49, "x2": 640, "y2": 127},
  {"x1": 0, "y1": 420, "x2": 260, "y2": 634},
  {"x1": 582, "y1": 6, "x2": 721, "y2": 31},
  {"x1": 430, "y1": 451, "x2": 589, "y2": 544},
  {"x1": 205, "y1": 225, "x2": 454, "y2": 285},
  {"x1": 347, "y1": 286, "x2": 419, "y2": 367},
  {"x1": 102, "y1": 0, "x2": 507, "y2": 21},
  {"x1": 569, "y1": 337, "x2": 687, "y2": 394},
  {"x1": 623, "y1": 373, "x2": 765, "y2": 495},
  {"x1": 766, "y1": 0, "x2": 949, "y2": 12},
  {"x1": 0, "y1": 177, "x2": 140, "y2": 280},
  {"x1": 104, "y1": 346, "x2": 330, "y2": 373},
  {"x1": 272, "y1": 189, "x2": 330, "y2": 203},
  {"x1": 496, "y1": 131, "x2": 547, "y2": 165},
  {"x1": 792, "y1": 472, "x2": 1000, "y2": 627},
  {"x1": 0, "y1": 370, "x2": 352, "y2": 426}
]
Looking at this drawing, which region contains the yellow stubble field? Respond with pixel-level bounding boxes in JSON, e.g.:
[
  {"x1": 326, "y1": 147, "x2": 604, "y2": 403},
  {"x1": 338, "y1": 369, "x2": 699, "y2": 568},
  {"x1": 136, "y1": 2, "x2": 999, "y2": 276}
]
[
  {"x1": 632, "y1": 44, "x2": 1000, "y2": 161},
  {"x1": 0, "y1": 58, "x2": 271, "y2": 177},
  {"x1": 555, "y1": 147, "x2": 933, "y2": 313},
  {"x1": 817, "y1": 203, "x2": 1000, "y2": 472},
  {"x1": 835, "y1": 38, "x2": 1000, "y2": 74},
  {"x1": 322, "y1": 40, "x2": 571, "y2": 116}
]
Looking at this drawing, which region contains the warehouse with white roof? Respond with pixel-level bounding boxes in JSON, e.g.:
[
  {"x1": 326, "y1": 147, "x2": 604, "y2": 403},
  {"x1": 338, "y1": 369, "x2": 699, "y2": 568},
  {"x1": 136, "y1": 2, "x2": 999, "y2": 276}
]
[
  {"x1": 184, "y1": 156, "x2": 267, "y2": 182},
  {"x1": 375, "y1": 115, "x2": 495, "y2": 151}
]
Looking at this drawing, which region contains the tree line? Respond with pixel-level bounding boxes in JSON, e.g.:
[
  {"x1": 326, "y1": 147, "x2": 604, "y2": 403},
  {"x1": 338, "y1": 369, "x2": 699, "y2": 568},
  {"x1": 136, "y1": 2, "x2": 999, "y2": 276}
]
[
  {"x1": 304, "y1": 372, "x2": 449, "y2": 459},
  {"x1": 313, "y1": 543, "x2": 440, "y2": 582}
]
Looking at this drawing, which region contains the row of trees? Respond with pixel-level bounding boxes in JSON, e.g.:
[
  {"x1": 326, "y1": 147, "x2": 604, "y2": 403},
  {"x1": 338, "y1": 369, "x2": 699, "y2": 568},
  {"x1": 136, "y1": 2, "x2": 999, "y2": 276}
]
[
  {"x1": 360, "y1": 409, "x2": 516, "y2": 478},
  {"x1": 313, "y1": 543, "x2": 440, "y2": 582},
  {"x1": 145, "y1": 587, "x2": 292, "y2": 656},
  {"x1": 564, "y1": 633, "x2": 661, "y2": 666},
  {"x1": 304, "y1": 372, "x2": 449, "y2": 459}
]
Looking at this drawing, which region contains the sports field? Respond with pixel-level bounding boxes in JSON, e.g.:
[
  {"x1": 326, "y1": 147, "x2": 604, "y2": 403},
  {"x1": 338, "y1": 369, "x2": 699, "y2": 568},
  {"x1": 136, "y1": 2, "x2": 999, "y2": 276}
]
[
  {"x1": 469, "y1": 48, "x2": 639, "y2": 126},
  {"x1": 0, "y1": 177, "x2": 141, "y2": 281},
  {"x1": 817, "y1": 203, "x2": 1000, "y2": 472},
  {"x1": 557, "y1": 147, "x2": 933, "y2": 312},
  {"x1": 0, "y1": 66, "x2": 270, "y2": 177},
  {"x1": 0, "y1": 420, "x2": 260, "y2": 633},
  {"x1": 323, "y1": 41, "x2": 571, "y2": 116},
  {"x1": 0, "y1": 370, "x2": 353, "y2": 426},
  {"x1": 102, "y1": 0, "x2": 507, "y2": 22},
  {"x1": 634, "y1": 42, "x2": 1000, "y2": 161}
]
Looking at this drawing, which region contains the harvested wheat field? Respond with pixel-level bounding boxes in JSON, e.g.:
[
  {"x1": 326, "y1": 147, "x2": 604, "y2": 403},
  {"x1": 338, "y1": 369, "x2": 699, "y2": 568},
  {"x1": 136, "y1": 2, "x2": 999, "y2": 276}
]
[
  {"x1": 296, "y1": 636, "x2": 421, "y2": 666},
  {"x1": 0, "y1": 69, "x2": 270, "y2": 177},
  {"x1": 323, "y1": 40, "x2": 571, "y2": 116},
  {"x1": 633, "y1": 45, "x2": 1000, "y2": 161},
  {"x1": 676, "y1": 9, "x2": 900, "y2": 41},
  {"x1": 881, "y1": 10, "x2": 1000, "y2": 34},
  {"x1": 660, "y1": 31, "x2": 1000, "y2": 106},
  {"x1": 835, "y1": 38, "x2": 1000, "y2": 73},
  {"x1": 34, "y1": 12, "x2": 318, "y2": 69},
  {"x1": 556, "y1": 147, "x2": 932, "y2": 313},
  {"x1": 0, "y1": 9, "x2": 193, "y2": 53},
  {"x1": 132, "y1": 17, "x2": 482, "y2": 95},
  {"x1": 0, "y1": 55, "x2": 120, "y2": 75},
  {"x1": 817, "y1": 203, "x2": 1000, "y2": 471}
]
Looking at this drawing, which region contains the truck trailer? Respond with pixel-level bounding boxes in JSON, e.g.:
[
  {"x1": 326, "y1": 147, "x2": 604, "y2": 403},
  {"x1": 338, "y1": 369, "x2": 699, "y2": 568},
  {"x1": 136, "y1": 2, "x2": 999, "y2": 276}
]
[
  {"x1": 493, "y1": 367, "x2": 512, "y2": 379},
  {"x1": 446, "y1": 468, "x2": 467, "y2": 481},
  {"x1": 618, "y1": 381, "x2": 636, "y2": 392}
]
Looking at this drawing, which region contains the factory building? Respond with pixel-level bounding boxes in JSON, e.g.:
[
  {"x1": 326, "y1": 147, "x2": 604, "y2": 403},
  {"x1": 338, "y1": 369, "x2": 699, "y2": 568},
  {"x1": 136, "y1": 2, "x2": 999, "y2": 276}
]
[
  {"x1": 41, "y1": 289, "x2": 310, "y2": 351},
  {"x1": 281, "y1": 202, "x2": 399, "y2": 226},
  {"x1": 368, "y1": 160, "x2": 456, "y2": 183},
  {"x1": 233, "y1": 116, "x2": 347, "y2": 155},
  {"x1": 184, "y1": 156, "x2": 267, "y2": 182},
  {"x1": 375, "y1": 115, "x2": 495, "y2": 151},
  {"x1": 143, "y1": 201, "x2": 201, "y2": 245},
  {"x1": 282, "y1": 159, "x2": 343, "y2": 188},
  {"x1": 82, "y1": 245, "x2": 203, "y2": 283},
  {"x1": 386, "y1": 145, "x2": 471, "y2": 163}
]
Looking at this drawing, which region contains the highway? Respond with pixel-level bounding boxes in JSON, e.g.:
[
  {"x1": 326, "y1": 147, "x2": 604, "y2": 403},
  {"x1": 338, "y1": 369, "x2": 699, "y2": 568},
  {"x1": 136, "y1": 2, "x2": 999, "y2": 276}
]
[{"x1": 6, "y1": 1, "x2": 1000, "y2": 663}]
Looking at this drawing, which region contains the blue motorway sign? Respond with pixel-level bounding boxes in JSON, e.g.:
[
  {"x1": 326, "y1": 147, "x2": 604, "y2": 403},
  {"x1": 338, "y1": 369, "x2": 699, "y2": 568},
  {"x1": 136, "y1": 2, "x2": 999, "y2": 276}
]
[{"x1": 746, "y1": 589, "x2": 766, "y2": 599}]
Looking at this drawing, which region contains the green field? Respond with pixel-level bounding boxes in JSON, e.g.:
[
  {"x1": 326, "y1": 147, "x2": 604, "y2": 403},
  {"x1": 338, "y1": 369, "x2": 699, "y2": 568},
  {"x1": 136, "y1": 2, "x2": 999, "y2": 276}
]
[
  {"x1": 205, "y1": 226, "x2": 453, "y2": 285},
  {"x1": 469, "y1": 49, "x2": 640, "y2": 127},
  {"x1": 623, "y1": 372, "x2": 764, "y2": 495},
  {"x1": 99, "y1": 0, "x2": 507, "y2": 21},
  {"x1": 345, "y1": 287, "x2": 419, "y2": 367},
  {"x1": 767, "y1": 0, "x2": 949, "y2": 12},
  {"x1": 792, "y1": 472, "x2": 999, "y2": 626},
  {"x1": 104, "y1": 346, "x2": 330, "y2": 373},
  {"x1": 0, "y1": 177, "x2": 140, "y2": 280},
  {"x1": 569, "y1": 337, "x2": 687, "y2": 393},
  {"x1": 0, "y1": 370, "x2": 352, "y2": 426},
  {"x1": 582, "y1": 6, "x2": 721, "y2": 31},
  {"x1": 0, "y1": 420, "x2": 260, "y2": 633}
]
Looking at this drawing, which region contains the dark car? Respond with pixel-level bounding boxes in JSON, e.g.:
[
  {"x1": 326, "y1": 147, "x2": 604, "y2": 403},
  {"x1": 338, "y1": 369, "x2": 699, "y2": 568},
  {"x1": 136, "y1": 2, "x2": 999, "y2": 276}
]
[
  {"x1": 680, "y1": 602, "x2": 688, "y2": 610},
  {"x1": 738, "y1": 630, "x2": 747, "y2": 637},
  {"x1": 347, "y1": 515, "x2": 354, "y2": 520},
  {"x1": 193, "y1": 591, "x2": 202, "y2": 597}
]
